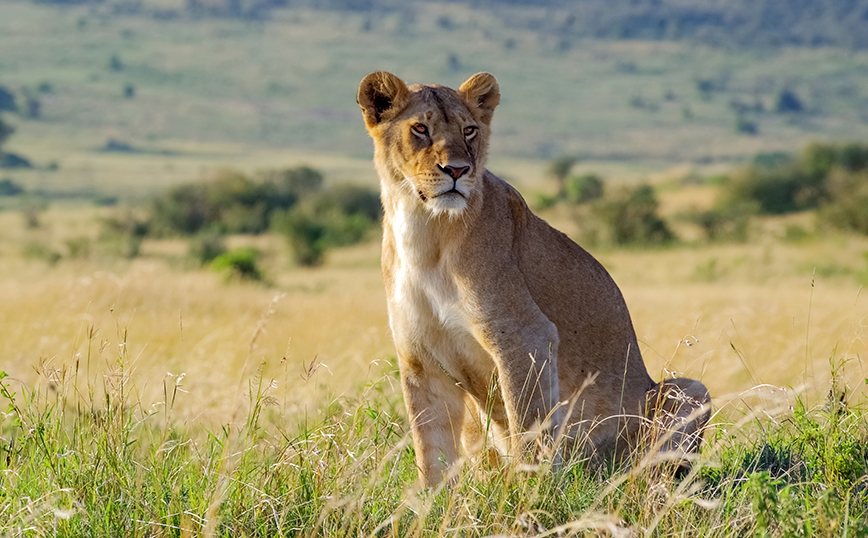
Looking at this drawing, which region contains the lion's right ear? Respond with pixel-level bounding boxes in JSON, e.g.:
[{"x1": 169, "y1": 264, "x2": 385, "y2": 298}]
[{"x1": 357, "y1": 72, "x2": 409, "y2": 129}]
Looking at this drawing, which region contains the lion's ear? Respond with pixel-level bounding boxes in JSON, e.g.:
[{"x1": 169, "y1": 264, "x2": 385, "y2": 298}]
[
  {"x1": 459, "y1": 72, "x2": 500, "y2": 125},
  {"x1": 357, "y1": 72, "x2": 409, "y2": 129}
]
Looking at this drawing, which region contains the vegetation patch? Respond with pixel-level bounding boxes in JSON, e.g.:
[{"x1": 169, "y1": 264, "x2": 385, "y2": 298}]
[{"x1": 1, "y1": 349, "x2": 866, "y2": 536}]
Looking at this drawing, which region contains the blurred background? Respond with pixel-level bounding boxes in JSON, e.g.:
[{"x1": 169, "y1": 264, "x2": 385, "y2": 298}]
[{"x1": 1, "y1": 0, "x2": 867, "y2": 423}]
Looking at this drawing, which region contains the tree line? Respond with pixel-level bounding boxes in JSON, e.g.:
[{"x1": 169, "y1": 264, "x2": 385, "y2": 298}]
[{"x1": 28, "y1": 0, "x2": 868, "y2": 50}]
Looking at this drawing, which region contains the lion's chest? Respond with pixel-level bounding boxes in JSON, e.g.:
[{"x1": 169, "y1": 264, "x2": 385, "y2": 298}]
[
  {"x1": 387, "y1": 208, "x2": 486, "y2": 371},
  {"x1": 389, "y1": 209, "x2": 468, "y2": 334}
]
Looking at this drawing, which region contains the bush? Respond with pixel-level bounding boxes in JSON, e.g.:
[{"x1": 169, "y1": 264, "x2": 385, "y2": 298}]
[
  {"x1": 819, "y1": 169, "x2": 868, "y2": 235},
  {"x1": 271, "y1": 183, "x2": 380, "y2": 266},
  {"x1": 271, "y1": 207, "x2": 328, "y2": 266},
  {"x1": 692, "y1": 201, "x2": 755, "y2": 242},
  {"x1": 188, "y1": 230, "x2": 226, "y2": 265},
  {"x1": 722, "y1": 142, "x2": 868, "y2": 219},
  {"x1": 722, "y1": 165, "x2": 819, "y2": 214},
  {"x1": 547, "y1": 155, "x2": 578, "y2": 198},
  {"x1": 151, "y1": 183, "x2": 212, "y2": 235},
  {"x1": 0, "y1": 116, "x2": 13, "y2": 150},
  {"x1": 147, "y1": 167, "x2": 379, "y2": 267},
  {"x1": 0, "y1": 153, "x2": 32, "y2": 169},
  {"x1": 583, "y1": 184, "x2": 675, "y2": 246},
  {"x1": 0, "y1": 86, "x2": 15, "y2": 113},
  {"x1": 264, "y1": 166, "x2": 323, "y2": 199},
  {"x1": 775, "y1": 89, "x2": 804, "y2": 113},
  {"x1": 64, "y1": 237, "x2": 92, "y2": 259},
  {"x1": 734, "y1": 115, "x2": 758, "y2": 135},
  {"x1": 99, "y1": 210, "x2": 150, "y2": 259},
  {"x1": 150, "y1": 166, "x2": 326, "y2": 236},
  {"x1": 0, "y1": 178, "x2": 23, "y2": 196},
  {"x1": 210, "y1": 248, "x2": 262, "y2": 281},
  {"x1": 304, "y1": 183, "x2": 380, "y2": 221},
  {"x1": 22, "y1": 241, "x2": 61, "y2": 265},
  {"x1": 565, "y1": 173, "x2": 603, "y2": 204}
]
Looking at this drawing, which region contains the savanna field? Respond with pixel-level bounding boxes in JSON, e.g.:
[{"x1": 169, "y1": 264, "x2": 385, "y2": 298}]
[{"x1": 2, "y1": 1, "x2": 868, "y2": 535}]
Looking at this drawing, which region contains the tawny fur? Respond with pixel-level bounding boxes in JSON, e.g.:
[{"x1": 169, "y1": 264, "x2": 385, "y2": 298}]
[{"x1": 358, "y1": 71, "x2": 711, "y2": 487}]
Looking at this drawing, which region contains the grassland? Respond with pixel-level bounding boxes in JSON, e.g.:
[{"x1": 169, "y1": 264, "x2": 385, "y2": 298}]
[
  {"x1": 1, "y1": 194, "x2": 867, "y2": 535},
  {"x1": 1, "y1": 1, "x2": 868, "y2": 534}
]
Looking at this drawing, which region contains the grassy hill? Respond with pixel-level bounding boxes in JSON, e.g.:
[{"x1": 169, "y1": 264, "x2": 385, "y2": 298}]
[{"x1": 1, "y1": 0, "x2": 868, "y2": 200}]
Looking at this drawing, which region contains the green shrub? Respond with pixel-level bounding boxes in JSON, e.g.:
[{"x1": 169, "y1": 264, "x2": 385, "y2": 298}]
[
  {"x1": 565, "y1": 173, "x2": 604, "y2": 205},
  {"x1": 271, "y1": 183, "x2": 380, "y2": 266},
  {"x1": 534, "y1": 193, "x2": 559, "y2": 210},
  {"x1": 188, "y1": 230, "x2": 227, "y2": 265},
  {"x1": 819, "y1": 169, "x2": 868, "y2": 234},
  {"x1": 691, "y1": 201, "x2": 756, "y2": 242},
  {"x1": 210, "y1": 248, "x2": 262, "y2": 281},
  {"x1": 319, "y1": 183, "x2": 382, "y2": 221},
  {"x1": 722, "y1": 164, "x2": 821, "y2": 215},
  {"x1": 150, "y1": 166, "x2": 325, "y2": 236},
  {"x1": 64, "y1": 237, "x2": 92, "y2": 259},
  {"x1": 272, "y1": 207, "x2": 328, "y2": 266},
  {"x1": 774, "y1": 89, "x2": 804, "y2": 113},
  {"x1": 734, "y1": 115, "x2": 758, "y2": 135},
  {"x1": 99, "y1": 210, "x2": 150, "y2": 259},
  {"x1": 151, "y1": 183, "x2": 211, "y2": 235},
  {"x1": 590, "y1": 184, "x2": 675, "y2": 246},
  {"x1": 0, "y1": 115, "x2": 14, "y2": 151},
  {"x1": 22, "y1": 241, "x2": 61, "y2": 265},
  {"x1": 724, "y1": 142, "x2": 868, "y2": 224},
  {"x1": 264, "y1": 166, "x2": 323, "y2": 199},
  {"x1": 547, "y1": 155, "x2": 578, "y2": 198},
  {"x1": 0, "y1": 178, "x2": 23, "y2": 196}
]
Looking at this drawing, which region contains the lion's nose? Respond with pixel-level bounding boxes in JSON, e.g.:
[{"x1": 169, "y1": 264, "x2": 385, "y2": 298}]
[{"x1": 440, "y1": 165, "x2": 469, "y2": 180}]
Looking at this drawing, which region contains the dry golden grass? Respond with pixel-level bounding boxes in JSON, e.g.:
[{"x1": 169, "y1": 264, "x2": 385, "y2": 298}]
[{"x1": 0, "y1": 200, "x2": 866, "y2": 435}]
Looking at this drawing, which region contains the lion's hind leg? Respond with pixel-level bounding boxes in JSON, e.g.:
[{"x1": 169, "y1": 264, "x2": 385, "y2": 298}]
[{"x1": 644, "y1": 377, "x2": 711, "y2": 475}]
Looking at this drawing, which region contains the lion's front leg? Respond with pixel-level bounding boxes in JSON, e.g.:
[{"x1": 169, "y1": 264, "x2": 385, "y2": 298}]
[
  {"x1": 398, "y1": 350, "x2": 468, "y2": 487},
  {"x1": 477, "y1": 315, "x2": 564, "y2": 462}
]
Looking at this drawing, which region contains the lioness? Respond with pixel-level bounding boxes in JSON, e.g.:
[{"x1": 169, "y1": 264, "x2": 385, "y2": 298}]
[{"x1": 357, "y1": 71, "x2": 710, "y2": 487}]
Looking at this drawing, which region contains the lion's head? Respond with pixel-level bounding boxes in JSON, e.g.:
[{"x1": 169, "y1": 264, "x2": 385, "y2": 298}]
[{"x1": 357, "y1": 71, "x2": 500, "y2": 216}]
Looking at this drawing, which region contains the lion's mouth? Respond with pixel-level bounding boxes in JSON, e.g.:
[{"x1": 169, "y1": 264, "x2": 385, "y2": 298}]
[{"x1": 436, "y1": 188, "x2": 464, "y2": 198}]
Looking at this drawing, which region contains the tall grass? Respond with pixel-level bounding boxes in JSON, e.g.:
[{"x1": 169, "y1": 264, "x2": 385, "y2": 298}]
[{"x1": 1, "y1": 310, "x2": 866, "y2": 536}]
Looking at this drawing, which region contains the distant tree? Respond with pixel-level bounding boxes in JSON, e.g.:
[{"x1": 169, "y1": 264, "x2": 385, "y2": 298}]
[
  {"x1": 437, "y1": 15, "x2": 453, "y2": 30},
  {"x1": 592, "y1": 184, "x2": 675, "y2": 246},
  {"x1": 0, "y1": 178, "x2": 23, "y2": 196},
  {"x1": 124, "y1": 84, "x2": 136, "y2": 99},
  {"x1": 25, "y1": 96, "x2": 40, "y2": 119},
  {"x1": 0, "y1": 115, "x2": 13, "y2": 151},
  {"x1": 547, "y1": 155, "x2": 578, "y2": 199},
  {"x1": 0, "y1": 86, "x2": 15, "y2": 112},
  {"x1": 109, "y1": 55, "x2": 124, "y2": 72},
  {"x1": 775, "y1": 89, "x2": 804, "y2": 113},
  {"x1": 735, "y1": 115, "x2": 758, "y2": 135},
  {"x1": 565, "y1": 173, "x2": 603, "y2": 204},
  {"x1": 447, "y1": 53, "x2": 461, "y2": 73}
]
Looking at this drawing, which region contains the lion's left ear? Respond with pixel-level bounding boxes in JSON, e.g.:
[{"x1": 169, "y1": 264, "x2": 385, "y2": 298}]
[
  {"x1": 357, "y1": 71, "x2": 409, "y2": 130},
  {"x1": 459, "y1": 72, "x2": 500, "y2": 125}
]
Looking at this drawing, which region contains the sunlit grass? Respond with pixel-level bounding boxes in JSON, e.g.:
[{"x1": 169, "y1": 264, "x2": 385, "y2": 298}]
[
  {"x1": 0, "y1": 194, "x2": 867, "y2": 535},
  {"x1": 1, "y1": 312, "x2": 866, "y2": 535}
]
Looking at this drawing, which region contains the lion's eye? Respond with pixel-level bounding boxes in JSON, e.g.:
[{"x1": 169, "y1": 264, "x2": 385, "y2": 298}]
[
  {"x1": 464, "y1": 126, "x2": 478, "y2": 139},
  {"x1": 412, "y1": 124, "x2": 429, "y2": 136}
]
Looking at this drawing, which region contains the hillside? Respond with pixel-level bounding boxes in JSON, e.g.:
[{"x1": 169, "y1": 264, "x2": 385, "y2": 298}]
[
  {"x1": 25, "y1": 0, "x2": 868, "y2": 50},
  {"x1": 1, "y1": 0, "x2": 868, "y2": 197}
]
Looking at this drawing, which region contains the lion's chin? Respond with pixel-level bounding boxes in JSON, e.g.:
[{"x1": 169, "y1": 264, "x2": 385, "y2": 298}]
[{"x1": 428, "y1": 192, "x2": 468, "y2": 216}]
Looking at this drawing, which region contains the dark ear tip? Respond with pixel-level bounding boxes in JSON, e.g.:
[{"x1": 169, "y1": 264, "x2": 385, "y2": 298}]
[{"x1": 358, "y1": 72, "x2": 408, "y2": 127}]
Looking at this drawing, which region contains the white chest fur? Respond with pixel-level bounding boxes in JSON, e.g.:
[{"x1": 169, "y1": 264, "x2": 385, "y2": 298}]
[{"x1": 390, "y1": 205, "x2": 467, "y2": 332}]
